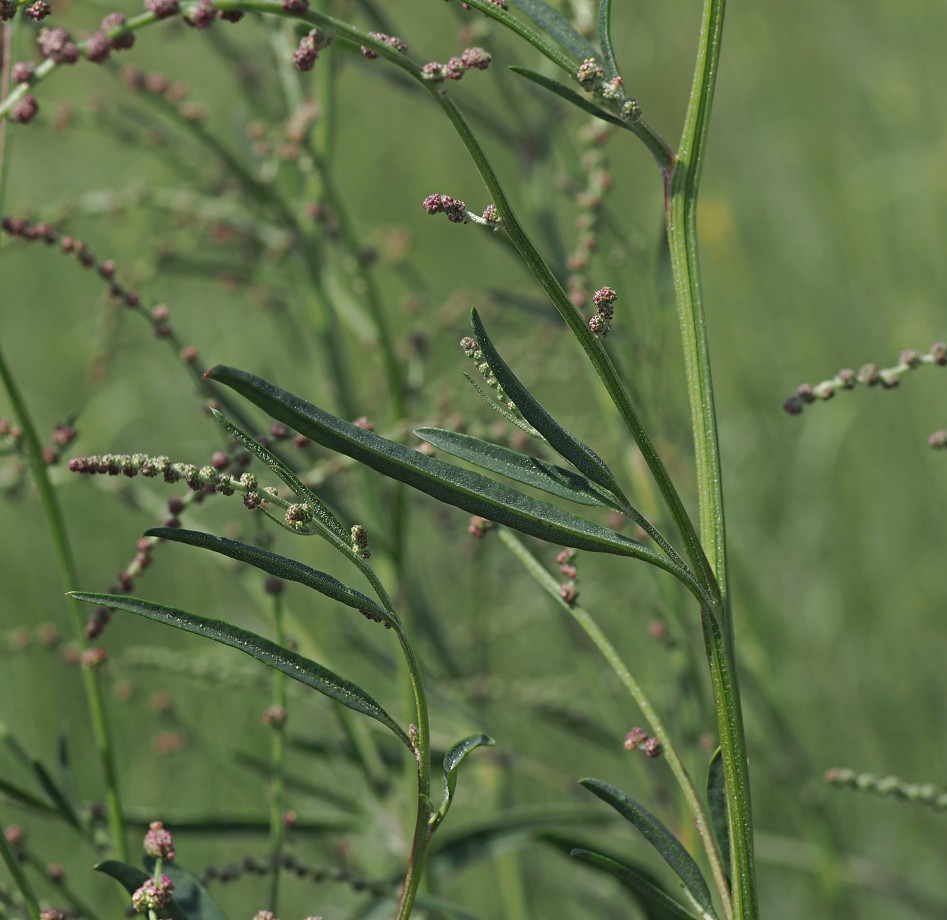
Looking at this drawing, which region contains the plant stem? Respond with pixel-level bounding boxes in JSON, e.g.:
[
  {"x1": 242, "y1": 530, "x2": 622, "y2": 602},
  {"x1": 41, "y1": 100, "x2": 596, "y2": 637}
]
[
  {"x1": 666, "y1": 1, "x2": 757, "y2": 916},
  {"x1": 0, "y1": 348, "x2": 128, "y2": 862},
  {"x1": 497, "y1": 528, "x2": 732, "y2": 919},
  {"x1": 267, "y1": 591, "x2": 288, "y2": 912}
]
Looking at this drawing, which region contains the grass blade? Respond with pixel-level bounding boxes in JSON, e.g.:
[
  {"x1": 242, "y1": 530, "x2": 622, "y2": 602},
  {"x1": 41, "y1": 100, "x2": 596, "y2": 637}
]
[
  {"x1": 145, "y1": 527, "x2": 395, "y2": 627},
  {"x1": 69, "y1": 592, "x2": 410, "y2": 748},
  {"x1": 580, "y1": 778, "x2": 714, "y2": 916}
]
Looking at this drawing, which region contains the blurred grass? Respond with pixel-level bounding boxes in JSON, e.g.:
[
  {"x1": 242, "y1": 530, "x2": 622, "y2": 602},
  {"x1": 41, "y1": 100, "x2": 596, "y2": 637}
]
[{"x1": 2, "y1": 2, "x2": 946, "y2": 918}]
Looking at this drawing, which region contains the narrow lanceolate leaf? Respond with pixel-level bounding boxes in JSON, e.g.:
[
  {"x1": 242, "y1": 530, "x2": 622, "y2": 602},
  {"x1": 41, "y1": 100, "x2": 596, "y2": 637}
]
[
  {"x1": 95, "y1": 861, "x2": 189, "y2": 920},
  {"x1": 571, "y1": 849, "x2": 700, "y2": 920},
  {"x1": 706, "y1": 748, "x2": 731, "y2": 884},
  {"x1": 145, "y1": 528, "x2": 395, "y2": 628},
  {"x1": 415, "y1": 428, "x2": 622, "y2": 510},
  {"x1": 437, "y1": 733, "x2": 495, "y2": 824},
  {"x1": 206, "y1": 366, "x2": 697, "y2": 589},
  {"x1": 580, "y1": 779, "x2": 715, "y2": 916},
  {"x1": 143, "y1": 858, "x2": 229, "y2": 920},
  {"x1": 597, "y1": 0, "x2": 619, "y2": 78},
  {"x1": 509, "y1": 67, "x2": 627, "y2": 128},
  {"x1": 212, "y1": 409, "x2": 347, "y2": 542},
  {"x1": 509, "y1": 0, "x2": 600, "y2": 65},
  {"x1": 470, "y1": 310, "x2": 627, "y2": 506},
  {"x1": 69, "y1": 593, "x2": 410, "y2": 748}
]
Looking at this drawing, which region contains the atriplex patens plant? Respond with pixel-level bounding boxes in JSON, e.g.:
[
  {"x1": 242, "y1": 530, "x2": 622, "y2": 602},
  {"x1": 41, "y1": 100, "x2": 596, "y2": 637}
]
[{"x1": 0, "y1": 0, "x2": 758, "y2": 919}]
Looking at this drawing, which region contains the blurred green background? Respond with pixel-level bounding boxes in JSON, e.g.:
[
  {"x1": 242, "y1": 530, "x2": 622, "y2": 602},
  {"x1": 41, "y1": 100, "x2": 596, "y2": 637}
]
[{"x1": 2, "y1": 1, "x2": 945, "y2": 918}]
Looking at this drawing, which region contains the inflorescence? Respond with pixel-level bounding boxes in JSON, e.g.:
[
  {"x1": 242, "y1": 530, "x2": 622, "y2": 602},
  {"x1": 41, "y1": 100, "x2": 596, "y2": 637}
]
[
  {"x1": 421, "y1": 47, "x2": 492, "y2": 83},
  {"x1": 576, "y1": 57, "x2": 642, "y2": 124},
  {"x1": 783, "y1": 341, "x2": 947, "y2": 447}
]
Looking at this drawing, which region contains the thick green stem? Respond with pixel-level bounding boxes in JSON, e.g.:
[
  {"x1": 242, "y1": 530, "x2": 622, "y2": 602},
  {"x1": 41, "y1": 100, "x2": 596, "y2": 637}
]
[{"x1": 667, "y1": 1, "x2": 757, "y2": 917}]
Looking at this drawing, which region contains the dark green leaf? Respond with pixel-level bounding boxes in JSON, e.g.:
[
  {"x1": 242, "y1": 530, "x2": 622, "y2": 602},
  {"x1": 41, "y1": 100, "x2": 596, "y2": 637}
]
[
  {"x1": 510, "y1": 66, "x2": 626, "y2": 128},
  {"x1": 95, "y1": 861, "x2": 190, "y2": 920},
  {"x1": 598, "y1": 0, "x2": 619, "y2": 78},
  {"x1": 580, "y1": 778, "x2": 714, "y2": 915},
  {"x1": 470, "y1": 310, "x2": 626, "y2": 504},
  {"x1": 145, "y1": 527, "x2": 394, "y2": 627},
  {"x1": 205, "y1": 365, "x2": 689, "y2": 581},
  {"x1": 437, "y1": 733, "x2": 494, "y2": 824},
  {"x1": 415, "y1": 428, "x2": 620, "y2": 509},
  {"x1": 69, "y1": 593, "x2": 410, "y2": 748},
  {"x1": 211, "y1": 409, "x2": 347, "y2": 541},
  {"x1": 706, "y1": 747, "x2": 731, "y2": 883},
  {"x1": 571, "y1": 849, "x2": 699, "y2": 920},
  {"x1": 143, "y1": 858, "x2": 229, "y2": 920},
  {"x1": 509, "y1": 0, "x2": 600, "y2": 64}
]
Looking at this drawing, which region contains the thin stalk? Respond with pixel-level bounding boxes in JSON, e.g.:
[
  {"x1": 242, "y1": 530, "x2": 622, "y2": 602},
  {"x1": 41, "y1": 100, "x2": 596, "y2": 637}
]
[
  {"x1": 497, "y1": 528, "x2": 732, "y2": 919},
  {"x1": 267, "y1": 591, "x2": 288, "y2": 912},
  {"x1": 0, "y1": 823, "x2": 39, "y2": 920},
  {"x1": 0, "y1": 348, "x2": 129, "y2": 862},
  {"x1": 0, "y1": 34, "x2": 127, "y2": 862},
  {"x1": 666, "y1": 1, "x2": 757, "y2": 916}
]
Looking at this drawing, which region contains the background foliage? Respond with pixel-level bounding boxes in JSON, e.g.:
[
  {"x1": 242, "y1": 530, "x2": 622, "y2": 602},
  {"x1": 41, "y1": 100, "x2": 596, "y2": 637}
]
[{"x1": 1, "y1": 1, "x2": 945, "y2": 918}]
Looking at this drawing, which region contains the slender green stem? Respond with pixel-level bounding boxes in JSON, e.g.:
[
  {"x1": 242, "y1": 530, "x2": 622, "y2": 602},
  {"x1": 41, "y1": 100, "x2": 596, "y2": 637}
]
[
  {"x1": 0, "y1": 823, "x2": 39, "y2": 920},
  {"x1": 0, "y1": 348, "x2": 129, "y2": 862},
  {"x1": 666, "y1": 1, "x2": 757, "y2": 917},
  {"x1": 267, "y1": 592, "x2": 288, "y2": 913},
  {"x1": 497, "y1": 528, "x2": 732, "y2": 919}
]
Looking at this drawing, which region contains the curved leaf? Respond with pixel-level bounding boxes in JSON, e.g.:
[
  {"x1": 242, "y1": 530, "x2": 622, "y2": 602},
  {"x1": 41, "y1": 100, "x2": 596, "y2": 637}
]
[
  {"x1": 571, "y1": 849, "x2": 699, "y2": 920},
  {"x1": 706, "y1": 748, "x2": 731, "y2": 883},
  {"x1": 437, "y1": 733, "x2": 495, "y2": 824},
  {"x1": 510, "y1": 66, "x2": 626, "y2": 128},
  {"x1": 415, "y1": 427, "x2": 620, "y2": 509},
  {"x1": 69, "y1": 593, "x2": 410, "y2": 748},
  {"x1": 211, "y1": 409, "x2": 347, "y2": 541},
  {"x1": 470, "y1": 310, "x2": 626, "y2": 504},
  {"x1": 95, "y1": 861, "x2": 190, "y2": 920},
  {"x1": 205, "y1": 365, "x2": 699, "y2": 592},
  {"x1": 145, "y1": 527, "x2": 394, "y2": 628},
  {"x1": 580, "y1": 778, "x2": 714, "y2": 916}
]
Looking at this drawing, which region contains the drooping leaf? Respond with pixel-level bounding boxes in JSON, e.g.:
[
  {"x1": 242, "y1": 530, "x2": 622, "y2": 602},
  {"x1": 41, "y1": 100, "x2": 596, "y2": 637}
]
[
  {"x1": 415, "y1": 428, "x2": 620, "y2": 510},
  {"x1": 579, "y1": 778, "x2": 714, "y2": 916},
  {"x1": 69, "y1": 593, "x2": 410, "y2": 748},
  {"x1": 706, "y1": 747, "x2": 731, "y2": 883},
  {"x1": 143, "y1": 857, "x2": 229, "y2": 920},
  {"x1": 95, "y1": 861, "x2": 190, "y2": 920},
  {"x1": 211, "y1": 409, "x2": 347, "y2": 541},
  {"x1": 145, "y1": 527, "x2": 395, "y2": 628},
  {"x1": 509, "y1": 0, "x2": 600, "y2": 65},
  {"x1": 470, "y1": 310, "x2": 626, "y2": 505},
  {"x1": 597, "y1": 0, "x2": 619, "y2": 78},
  {"x1": 510, "y1": 66, "x2": 626, "y2": 128},
  {"x1": 571, "y1": 849, "x2": 700, "y2": 920},
  {"x1": 436, "y1": 733, "x2": 495, "y2": 825},
  {"x1": 205, "y1": 366, "x2": 693, "y2": 586}
]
